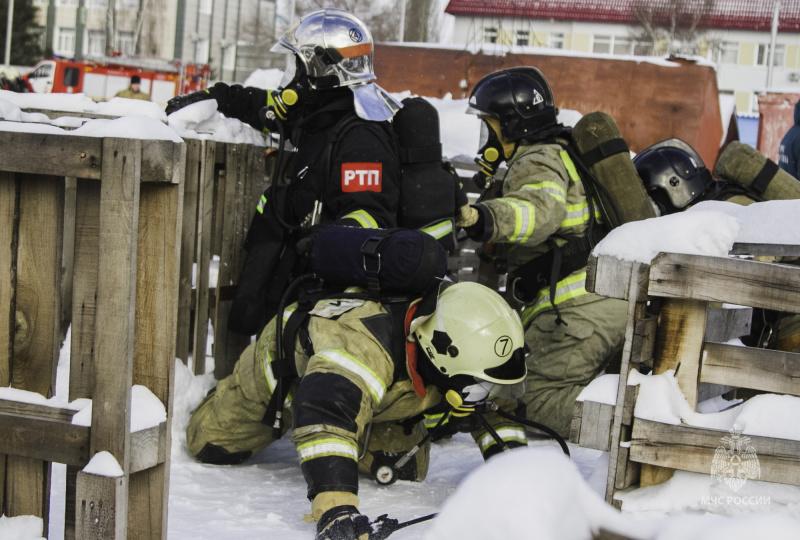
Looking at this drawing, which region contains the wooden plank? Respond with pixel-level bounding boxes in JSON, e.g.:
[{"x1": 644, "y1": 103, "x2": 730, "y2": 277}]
[
  {"x1": 630, "y1": 418, "x2": 800, "y2": 487},
  {"x1": 0, "y1": 398, "x2": 78, "y2": 421},
  {"x1": 0, "y1": 132, "x2": 103, "y2": 179},
  {"x1": 91, "y1": 138, "x2": 140, "y2": 472},
  {"x1": 0, "y1": 413, "x2": 90, "y2": 466},
  {"x1": 0, "y1": 407, "x2": 165, "y2": 472},
  {"x1": 141, "y1": 140, "x2": 184, "y2": 185},
  {"x1": 605, "y1": 261, "x2": 648, "y2": 504},
  {"x1": 61, "y1": 177, "x2": 77, "y2": 342},
  {"x1": 730, "y1": 242, "x2": 800, "y2": 257},
  {"x1": 701, "y1": 342, "x2": 800, "y2": 397},
  {"x1": 65, "y1": 465, "x2": 79, "y2": 540},
  {"x1": 631, "y1": 316, "x2": 657, "y2": 367},
  {"x1": 577, "y1": 400, "x2": 614, "y2": 452},
  {"x1": 212, "y1": 144, "x2": 251, "y2": 379},
  {"x1": 176, "y1": 140, "x2": 201, "y2": 365},
  {"x1": 648, "y1": 252, "x2": 800, "y2": 314},
  {"x1": 128, "y1": 175, "x2": 183, "y2": 539},
  {"x1": 7, "y1": 173, "x2": 63, "y2": 524},
  {"x1": 704, "y1": 306, "x2": 752, "y2": 343},
  {"x1": 76, "y1": 471, "x2": 127, "y2": 539},
  {"x1": 69, "y1": 181, "x2": 101, "y2": 400},
  {"x1": 586, "y1": 254, "x2": 650, "y2": 301},
  {"x1": 569, "y1": 400, "x2": 583, "y2": 445},
  {"x1": 192, "y1": 140, "x2": 215, "y2": 375},
  {"x1": 0, "y1": 171, "x2": 14, "y2": 388},
  {"x1": 653, "y1": 298, "x2": 707, "y2": 409},
  {"x1": 0, "y1": 170, "x2": 13, "y2": 516}
]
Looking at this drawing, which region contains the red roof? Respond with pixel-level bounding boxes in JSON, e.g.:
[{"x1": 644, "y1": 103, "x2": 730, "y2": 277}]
[{"x1": 444, "y1": 0, "x2": 800, "y2": 32}]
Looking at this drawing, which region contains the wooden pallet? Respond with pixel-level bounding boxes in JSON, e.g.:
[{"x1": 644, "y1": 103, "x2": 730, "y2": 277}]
[{"x1": 577, "y1": 247, "x2": 800, "y2": 507}]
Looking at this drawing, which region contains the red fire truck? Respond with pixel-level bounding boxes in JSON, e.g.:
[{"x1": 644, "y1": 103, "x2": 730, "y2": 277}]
[{"x1": 22, "y1": 56, "x2": 211, "y2": 104}]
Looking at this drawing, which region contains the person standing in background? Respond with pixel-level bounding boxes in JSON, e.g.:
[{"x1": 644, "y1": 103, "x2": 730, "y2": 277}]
[
  {"x1": 778, "y1": 98, "x2": 800, "y2": 178},
  {"x1": 115, "y1": 75, "x2": 151, "y2": 100}
]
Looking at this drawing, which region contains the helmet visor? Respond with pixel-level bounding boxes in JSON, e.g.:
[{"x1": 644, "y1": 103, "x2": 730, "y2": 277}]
[{"x1": 461, "y1": 377, "x2": 526, "y2": 405}]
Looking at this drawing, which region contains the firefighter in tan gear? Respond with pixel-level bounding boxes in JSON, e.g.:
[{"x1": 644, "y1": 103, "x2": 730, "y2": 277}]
[
  {"x1": 186, "y1": 281, "x2": 528, "y2": 539},
  {"x1": 456, "y1": 67, "x2": 629, "y2": 439},
  {"x1": 634, "y1": 137, "x2": 800, "y2": 353}
]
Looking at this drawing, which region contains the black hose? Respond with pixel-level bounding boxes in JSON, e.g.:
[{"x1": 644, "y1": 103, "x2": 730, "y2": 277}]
[{"x1": 492, "y1": 406, "x2": 570, "y2": 457}]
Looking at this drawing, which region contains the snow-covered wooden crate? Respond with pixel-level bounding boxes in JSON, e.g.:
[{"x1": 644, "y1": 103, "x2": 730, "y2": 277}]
[
  {"x1": 584, "y1": 248, "x2": 800, "y2": 509},
  {"x1": 0, "y1": 123, "x2": 184, "y2": 539},
  {"x1": 174, "y1": 138, "x2": 267, "y2": 379}
]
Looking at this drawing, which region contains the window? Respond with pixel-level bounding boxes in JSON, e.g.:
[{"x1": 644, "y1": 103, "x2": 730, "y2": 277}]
[
  {"x1": 223, "y1": 45, "x2": 237, "y2": 70},
  {"x1": 757, "y1": 43, "x2": 785, "y2": 67},
  {"x1": 56, "y1": 28, "x2": 76, "y2": 56},
  {"x1": 633, "y1": 40, "x2": 653, "y2": 56},
  {"x1": 88, "y1": 31, "x2": 105, "y2": 56},
  {"x1": 549, "y1": 33, "x2": 564, "y2": 49},
  {"x1": 195, "y1": 38, "x2": 210, "y2": 64},
  {"x1": 116, "y1": 0, "x2": 138, "y2": 8},
  {"x1": 63, "y1": 67, "x2": 80, "y2": 87},
  {"x1": 593, "y1": 35, "x2": 611, "y2": 54},
  {"x1": 118, "y1": 32, "x2": 134, "y2": 55},
  {"x1": 613, "y1": 37, "x2": 633, "y2": 55},
  {"x1": 28, "y1": 63, "x2": 53, "y2": 79},
  {"x1": 56, "y1": 0, "x2": 78, "y2": 6},
  {"x1": 516, "y1": 30, "x2": 529, "y2": 47},
  {"x1": 716, "y1": 41, "x2": 739, "y2": 64},
  {"x1": 88, "y1": 0, "x2": 107, "y2": 6},
  {"x1": 483, "y1": 27, "x2": 498, "y2": 44},
  {"x1": 200, "y1": 0, "x2": 212, "y2": 15}
]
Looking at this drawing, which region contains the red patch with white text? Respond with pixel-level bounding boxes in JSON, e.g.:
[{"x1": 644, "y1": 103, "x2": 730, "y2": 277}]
[{"x1": 341, "y1": 163, "x2": 382, "y2": 193}]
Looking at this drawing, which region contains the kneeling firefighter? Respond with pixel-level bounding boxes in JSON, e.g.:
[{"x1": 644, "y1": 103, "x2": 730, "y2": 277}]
[
  {"x1": 186, "y1": 280, "x2": 529, "y2": 539},
  {"x1": 456, "y1": 67, "x2": 655, "y2": 438},
  {"x1": 635, "y1": 137, "x2": 800, "y2": 354},
  {"x1": 166, "y1": 8, "x2": 462, "y2": 338}
]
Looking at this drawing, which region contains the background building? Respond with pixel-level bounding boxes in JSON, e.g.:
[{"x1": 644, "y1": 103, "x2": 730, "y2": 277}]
[{"x1": 444, "y1": 0, "x2": 800, "y2": 115}]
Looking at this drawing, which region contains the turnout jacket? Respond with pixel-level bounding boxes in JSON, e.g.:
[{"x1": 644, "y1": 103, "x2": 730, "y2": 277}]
[
  {"x1": 256, "y1": 294, "x2": 527, "y2": 500},
  {"x1": 474, "y1": 140, "x2": 600, "y2": 323}
]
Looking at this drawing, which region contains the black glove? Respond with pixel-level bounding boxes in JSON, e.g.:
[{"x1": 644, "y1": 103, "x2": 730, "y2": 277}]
[
  {"x1": 165, "y1": 89, "x2": 214, "y2": 115},
  {"x1": 316, "y1": 506, "x2": 399, "y2": 540}
]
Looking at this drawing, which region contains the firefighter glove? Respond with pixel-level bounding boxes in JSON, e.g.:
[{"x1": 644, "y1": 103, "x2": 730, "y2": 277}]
[
  {"x1": 165, "y1": 89, "x2": 215, "y2": 115},
  {"x1": 456, "y1": 204, "x2": 479, "y2": 228},
  {"x1": 315, "y1": 506, "x2": 399, "y2": 540}
]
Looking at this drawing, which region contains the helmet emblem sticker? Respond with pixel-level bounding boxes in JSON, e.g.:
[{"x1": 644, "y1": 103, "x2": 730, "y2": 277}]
[
  {"x1": 532, "y1": 90, "x2": 544, "y2": 106},
  {"x1": 494, "y1": 336, "x2": 512, "y2": 357},
  {"x1": 349, "y1": 28, "x2": 363, "y2": 43}
]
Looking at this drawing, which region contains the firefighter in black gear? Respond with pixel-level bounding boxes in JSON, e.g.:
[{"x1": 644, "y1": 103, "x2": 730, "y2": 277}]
[{"x1": 166, "y1": 8, "x2": 404, "y2": 335}]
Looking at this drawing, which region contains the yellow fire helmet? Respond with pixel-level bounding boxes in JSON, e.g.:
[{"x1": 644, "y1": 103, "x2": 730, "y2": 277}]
[{"x1": 412, "y1": 281, "x2": 526, "y2": 404}]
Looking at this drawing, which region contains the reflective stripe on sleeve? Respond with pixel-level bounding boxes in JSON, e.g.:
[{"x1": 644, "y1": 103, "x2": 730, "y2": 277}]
[
  {"x1": 560, "y1": 150, "x2": 581, "y2": 184},
  {"x1": 420, "y1": 219, "x2": 454, "y2": 240},
  {"x1": 342, "y1": 209, "x2": 378, "y2": 228},
  {"x1": 316, "y1": 349, "x2": 386, "y2": 402},
  {"x1": 296, "y1": 438, "x2": 359, "y2": 463},
  {"x1": 500, "y1": 197, "x2": 536, "y2": 243},
  {"x1": 256, "y1": 194, "x2": 267, "y2": 214},
  {"x1": 561, "y1": 201, "x2": 603, "y2": 228},
  {"x1": 521, "y1": 271, "x2": 589, "y2": 326},
  {"x1": 520, "y1": 181, "x2": 566, "y2": 204},
  {"x1": 479, "y1": 427, "x2": 527, "y2": 452}
]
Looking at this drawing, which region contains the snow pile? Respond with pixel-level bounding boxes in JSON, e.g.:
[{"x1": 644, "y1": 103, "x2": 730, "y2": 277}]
[
  {"x1": 73, "y1": 115, "x2": 183, "y2": 142},
  {"x1": 0, "y1": 515, "x2": 44, "y2": 540},
  {"x1": 165, "y1": 100, "x2": 267, "y2": 146},
  {"x1": 630, "y1": 370, "x2": 800, "y2": 441},
  {"x1": 425, "y1": 448, "x2": 637, "y2": 540},
  {"x1": 428, "y1": 447, "x2": 800, "y2": 540},
  {"x1": 82, "y1": 451, "x2": 124, "y2": 477},
  {"x1": 71, "y1": 384, "x2": 167, "y2": 432},
  {"x1": 576, "y1": 374, "x2": 619, "y2": 406},
  {"x1": 593, "y1": 210, "x2": 742, "y2": 264}
]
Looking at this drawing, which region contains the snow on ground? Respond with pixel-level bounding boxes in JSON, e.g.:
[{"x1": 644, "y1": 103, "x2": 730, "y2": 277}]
[{"x1": 2, "y1": 75, "x2": 800, "y2": 539}]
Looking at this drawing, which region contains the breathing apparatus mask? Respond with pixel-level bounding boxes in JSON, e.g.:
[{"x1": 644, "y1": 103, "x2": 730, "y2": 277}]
[{"x1": 473, "y1": 117, "x2": 516, "y2": 191}]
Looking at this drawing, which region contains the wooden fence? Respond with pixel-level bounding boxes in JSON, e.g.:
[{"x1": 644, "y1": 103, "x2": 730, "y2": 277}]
[
  {"x1": 571, "y1": 246, "x2": 800, "y2": 508},
  {"x1": 0, "y1": 123, "x2": 184, "y2": 537}
]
